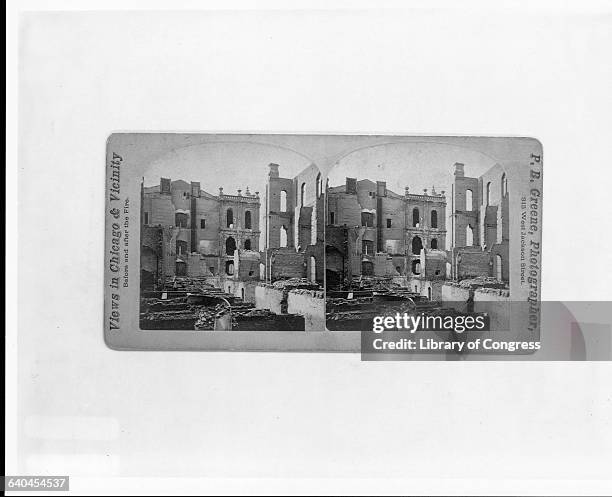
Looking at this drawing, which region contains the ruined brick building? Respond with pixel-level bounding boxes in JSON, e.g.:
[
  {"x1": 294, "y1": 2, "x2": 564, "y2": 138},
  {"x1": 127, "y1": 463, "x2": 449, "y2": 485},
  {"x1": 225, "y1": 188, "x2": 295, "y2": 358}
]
[
  {"x1": 451, "y1": 162, "x2": 509, "y2": 284},
  {"x1": 325, "y1": 177, "x2": 448, "y2": 298},
  {"x1": 263, "y1": 163, "x2": 325, "y2": 285},
  {"x1": 140, "y1": 178, "x2": 261, "y2": 298}
]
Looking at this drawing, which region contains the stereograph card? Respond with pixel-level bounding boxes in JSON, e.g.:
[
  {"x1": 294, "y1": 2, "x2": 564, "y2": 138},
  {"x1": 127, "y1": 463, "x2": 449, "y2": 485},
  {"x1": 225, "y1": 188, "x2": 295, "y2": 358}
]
[{"x1": 104, "y1": 134, "x2": 543, "y2": 355}]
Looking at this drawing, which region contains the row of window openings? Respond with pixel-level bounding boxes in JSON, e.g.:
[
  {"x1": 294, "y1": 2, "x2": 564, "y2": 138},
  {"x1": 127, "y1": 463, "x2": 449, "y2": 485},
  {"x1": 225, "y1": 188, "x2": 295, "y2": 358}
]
[
  {"x1": 329, "y1": 210, "x2": 438, "y2": 229},
  {"x1": 277, "y1": 175, "x2": 324, "y2": 212},
  {"x1": 464, "y1": 174, "x2": 508, "y2": 211},
  {"x1": 360, "y1": 261, "x2": 440, "y2": 279},
  {"x1": 175, "y1": 237, "x2": 252, "y2": 256},
  {"x1": 463, "y1": 224, "x2": 502, "y2": 250},
  {"x1": 143, "y1": 211, "x2": 253, "y2": 230},
  {"x1": 176, "y1": 261, "x2": 253, "y2": 278},
  {"x1": 361, "y1": 236, "x2": 437, "y2": 255}
]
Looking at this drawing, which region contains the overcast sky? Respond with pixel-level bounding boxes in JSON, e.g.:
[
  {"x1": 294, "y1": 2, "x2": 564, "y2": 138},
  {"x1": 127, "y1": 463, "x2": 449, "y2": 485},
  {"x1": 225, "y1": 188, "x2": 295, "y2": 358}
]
[{"x1": 329, "y1": 141, "x2": 497, "y2": 194}]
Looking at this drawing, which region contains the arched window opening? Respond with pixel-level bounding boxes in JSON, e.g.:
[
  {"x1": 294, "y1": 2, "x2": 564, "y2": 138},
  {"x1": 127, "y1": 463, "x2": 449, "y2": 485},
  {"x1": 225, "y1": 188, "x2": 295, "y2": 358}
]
[
  {"x1": 300, "y1": 182, "x2": 306, "y2": 207},
  {"x1": 411, "y1": 236, "x2": 423, "y2": 255},
  {"x1": 316, "y1": 173, "x2": 322, "y2": 198},
  {"x1": 225, "y1": 237, "x2": 236, "y2": 256},
  {"x1": 466, "y1": 225, "x2": 474, "y2": 246},
  {"x1": 280, "y1": 226, "x2": 288, "y2": 248},
  {"x1": 431, "y1": 210, "x2": 438, "y2": 228},
  {"x1": 430, "y1": 238, "x2": 438, "y2": 250},
  {"x1": 244, "y1": 210, "x2": 252, "y2": 229},
  {"x1": 411, "y1": 260, "x2": 421, "y2": 275},
  {"x1": 176, "y1": 240, "x2": 188, "y2": 256},
  {"x1": 496, "y1": 254, "x2": 503, "y2": 281},
  {"x1": 175, "y1": 212, "x2": 188, "y2": 228},
  {"x1": 310, "y1": 256, "x2": 316, "y2": 282},
  {"x1": 501, "y1": 173, "x2": 508, "y2": 197},
  {"x1": 244, "y1": 239, "x2": 252, "y2": 250},
  {"x1": 361, "y1": 212, "x2": 374, "y2": 227},
  {"x1": 466, "y1": 189, "x2": 473, "y2": 211},
  {"x1": 226, "y1": 208, "x2": 234, "y2": 228},
  {"x1": 241, "y1": 288, "x2": 245, "y2": 300},
  {"x1": 428, "y1": 287, "x2": 432, "y2": 300},
  {"x1": 225, "y1": 261, "x2": 234, "y2": 276},
  {"x1": 280, "y1": 190, "x2": 287, "y2": 211},
  {"x1": 486, "y1": 182, "x2": 491, "y2": 206},
  {"x1": 176, "y1": 261, "x2": 186, "y2": 276},
  {"x1": 412, "y1": 208, "x2": 420, "y2": 227}
]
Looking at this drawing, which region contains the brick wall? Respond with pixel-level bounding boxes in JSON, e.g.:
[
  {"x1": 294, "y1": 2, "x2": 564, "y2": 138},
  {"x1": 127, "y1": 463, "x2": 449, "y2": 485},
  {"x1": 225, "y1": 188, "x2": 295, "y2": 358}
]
[
  {"x1": 270, "y1": 248, "x2": 305, "y2": 280},
  {"x1": 455, "y1": 247, "x2": 490, "y2": 279}
]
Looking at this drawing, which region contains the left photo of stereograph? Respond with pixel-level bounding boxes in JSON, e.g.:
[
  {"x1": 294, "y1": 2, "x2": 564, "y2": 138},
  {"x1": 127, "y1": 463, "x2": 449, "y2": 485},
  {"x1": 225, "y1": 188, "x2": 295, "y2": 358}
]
[{"x1": 138, "y1": 142, "x2": 325, "y2": 331}]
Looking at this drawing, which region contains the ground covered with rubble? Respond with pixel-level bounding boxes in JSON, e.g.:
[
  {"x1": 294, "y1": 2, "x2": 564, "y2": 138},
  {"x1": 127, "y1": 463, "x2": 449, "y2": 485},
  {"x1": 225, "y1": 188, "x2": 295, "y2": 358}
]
[{"x1": 140, "y1": 277, "x2": 306, "y2": 331}]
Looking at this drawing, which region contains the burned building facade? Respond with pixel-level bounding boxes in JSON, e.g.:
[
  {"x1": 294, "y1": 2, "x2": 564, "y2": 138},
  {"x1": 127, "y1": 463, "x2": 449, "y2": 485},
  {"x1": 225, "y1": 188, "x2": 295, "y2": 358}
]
[
  {"x1": 140, "y1": 178, "x2": 261, "y2": 297},
  {"x1": 263, "y1": 163, "x2": 325, "y2": 286},
  {"x1": 451, "y1": 162, "x2": 509, "y2": 284},
  {"x1": 325, "y1": 177, "x2": 448, "y2": 298}
]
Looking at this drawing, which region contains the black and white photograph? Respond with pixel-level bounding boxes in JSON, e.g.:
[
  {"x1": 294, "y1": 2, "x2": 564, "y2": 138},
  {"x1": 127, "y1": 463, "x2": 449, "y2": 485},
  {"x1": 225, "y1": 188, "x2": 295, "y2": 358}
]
[
  {"x1": 324, "y1": 140, "x2": 524, "y2": 333},
  {"x1": 138, "y1": 141, "x2": 325, "y2": 332},
  {"x1": 9, "y1": 2, "x2": 612, "y2": 496}
]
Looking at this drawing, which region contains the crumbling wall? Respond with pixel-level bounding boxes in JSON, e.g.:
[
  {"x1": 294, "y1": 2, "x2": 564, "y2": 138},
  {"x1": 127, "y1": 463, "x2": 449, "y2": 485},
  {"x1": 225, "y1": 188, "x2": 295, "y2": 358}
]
[
  {"x1": 391, "y1": 256, "x2": 406, "y2": 276},
  {"x1": 287, "y1": 290, "x2": 325, "y2": 331},
  {"x1": 381, "y1": 194, "x2": 406, "y2": 246},
  {"x1": 453, "y1": 163, "x2": 480, "y2": 248},
  {"x1": 455, "y1": 247, "x2": 490, "y2": 280},
  {"x1": 254, "y1": 284, "x2": 284, "y2": 314},
  {"x1": 149, "y1": 195, "x2": 175, "y2": 227},
  {"x1": 482, "y1": 205, "x2": 498, "y2": 249},
  {"x1": 329, "y1": 192, "x2": 362, "y2": 227},
  {"x1": 297, "y1": 205, "x2": 313, "y2": 249},
  {"x1": 266, "y1": 163, "x2": 295, "y2": 249},
  {"x1": 185, "y1": 253, "x2": 206, "y2": 277},
  {"x1": 242, "y1": 281, "x2": 258, "y2": 304},
  {"x1": 270, "y1": 248, "x2": 305, "y2": 280},
  {"x1": 238, "y1": 250, "x2": 261, "y2": 280},
  {"x1": 373, "y1": 253, "x2": 397, "y2": 276},
  {"x1": 424, "y1": 250, "x2": 447, "y2": 279},
  {"x1": 194, "y1": 195, "x2": 220, "y2": 251}
]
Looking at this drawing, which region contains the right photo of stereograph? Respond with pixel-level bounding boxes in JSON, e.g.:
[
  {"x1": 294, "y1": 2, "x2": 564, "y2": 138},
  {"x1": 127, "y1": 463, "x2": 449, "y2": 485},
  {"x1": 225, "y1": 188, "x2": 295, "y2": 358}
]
[{"x1": 324, "y1": 139, "x2": 540, "y2": 335}]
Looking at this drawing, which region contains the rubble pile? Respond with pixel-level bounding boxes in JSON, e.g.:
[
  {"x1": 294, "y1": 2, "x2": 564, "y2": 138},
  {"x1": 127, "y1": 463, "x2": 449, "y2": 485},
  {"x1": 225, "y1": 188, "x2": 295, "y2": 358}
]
[
  {"x1": 474, "y1": 287, "x2": 510, "y2": 297},
  {"x1": 194, "y1": 303, "x2": 230, "y2": 330},
  {"x1": 141, "y1": 296, "x2": 191, "y2": 312},
  {"x1": 163, "y1": 276, "x2": 219, "y2": 293},
  {"x1": 272, "y1": 277, "x2": 320, "y2": 291},
  {"x1": 194, "y1": 301, "x2": 304, "y2": 331},
  {"x1": 139, "y1": 308, "x2": 200, "y2": 330},
  {"x1": 289, "y1": 288, "x2": 325, "y2": 298},
  {"x1": 141, "y1": 276, "x2": 307, "y2": 331},
  {"x1": 325, "y1": 277, "x2": 445, "y2": 330},
  {"x1": 454, "y1": 276, "x2": 508, "y2": 290}
]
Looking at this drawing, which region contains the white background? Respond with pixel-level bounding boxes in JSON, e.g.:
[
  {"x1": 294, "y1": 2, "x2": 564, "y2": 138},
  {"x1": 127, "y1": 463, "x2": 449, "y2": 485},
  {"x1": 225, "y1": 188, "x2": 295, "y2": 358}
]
[{"x1": 7, "y1": 0, "x2": 612, "y2": 495}]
